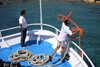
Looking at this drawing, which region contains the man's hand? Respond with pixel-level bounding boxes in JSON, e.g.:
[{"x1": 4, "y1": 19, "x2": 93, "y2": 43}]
[
  {"x1": 71, "y1": 30, "x2": 79, "y2": 36},
  {"x1": 19, "y1": 24, "x2": 25, "y2": 30},
  {"x1": 22, "y1": 28, "x2": 25, "y2": 30},
  {"x1": 68, "y1": 34, "x2": 79, "y2": 39}
]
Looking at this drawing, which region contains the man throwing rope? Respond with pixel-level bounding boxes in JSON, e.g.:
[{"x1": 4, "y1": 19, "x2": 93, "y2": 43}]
[{"x1": 49, "y1": 20, "x2": 79, "y2": 62}]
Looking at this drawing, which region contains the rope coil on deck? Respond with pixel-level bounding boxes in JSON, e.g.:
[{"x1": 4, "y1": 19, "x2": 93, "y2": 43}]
[
  {"x1": 9, "y1": 49, "x2": 33, "y2": 62},
  {"x1": 28, "y1": 54, "x2": 49, "y2": 66}
]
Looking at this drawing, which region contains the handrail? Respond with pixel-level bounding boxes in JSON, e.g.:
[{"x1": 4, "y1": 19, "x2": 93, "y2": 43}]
[
  {"x1": 0, "y1": 26, "x2": 20, "y2": 32},
  {"x1": 43, "y1": 24, "x2": 60, "y2": 32},
  {"x1": 0, "y1": 23, "x2": 39, "y2": 32},
  {"x1": 0, "y1": 23, "x2": 94, "y2": 67},
  {"x1": 71, "y1": 41, "x2": 95, "y2": 67},
  {"x1": 0, "y1": 23, "x2": 60, "y2": 32}
]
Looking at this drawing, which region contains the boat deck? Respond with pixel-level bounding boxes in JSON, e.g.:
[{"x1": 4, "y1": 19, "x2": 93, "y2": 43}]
[
  {"x1": 0, "y1": 30, "x2": 94, "y2": 67},
  {"x1": 0, "y1": 40, "x2": 71, "y2": 67}
]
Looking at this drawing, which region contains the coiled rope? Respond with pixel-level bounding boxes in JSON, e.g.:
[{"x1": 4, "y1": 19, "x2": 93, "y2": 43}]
[
  {"x1": 28, "y1": 54, "x2": 49, "y2": 66},
  {"x1": 9, "y1": 41, "x2": 70, "y2": 67},
  {"x1": 44, "y1": 40, "x2": 70, "y2": 67},
  {"x1": 57, "y1": 10, "x2": 84, "y2": 56},
  {"x1": 9, "y1": 49, "x2": 33, "y2": 62},
  {"x1": 9, "y1": 50, "x2": 49, "y2": 66}
]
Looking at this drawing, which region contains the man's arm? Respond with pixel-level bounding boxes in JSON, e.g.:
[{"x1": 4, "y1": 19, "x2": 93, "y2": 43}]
[
  {"x1": 19, "y1": 24, "x2": 25, "y2": 30},
  {"x1": 68, "y1": 30, "x2": 79, "y2": 39},
  {"x1": 71, "y1": 30, "x2": 79, "y2": 36}
]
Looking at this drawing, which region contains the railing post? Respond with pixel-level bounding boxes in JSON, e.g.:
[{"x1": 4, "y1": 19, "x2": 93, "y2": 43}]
[
  {"x1": 39, "y1": 0, "x2": 43, "y2": 30},
  {"x1": 0, "y1": 30, "x2": 12, "y2": 50},
  {"x1": 82, "y1": 52, "x2": 83, "y2": 59},
  {"x1": 0, "y1": 31, "x2": 2, "y2": 38},
  {"x1": 56, "y1": 29, "x2": 58, "y2": 35},
  {"x1": 0, "y1": 31, "x2": 1, "y2": 48}
]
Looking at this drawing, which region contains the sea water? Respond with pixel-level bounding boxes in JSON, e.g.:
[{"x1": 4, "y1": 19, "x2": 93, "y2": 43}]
[{"x1": 0, "y1": 0, "x2": 100, "y2": 67}]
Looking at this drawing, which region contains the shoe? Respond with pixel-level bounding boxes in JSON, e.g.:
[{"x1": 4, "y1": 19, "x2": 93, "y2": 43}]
[
  {"x1": 25, "y1": 44, "x2": 27, "y2": 46},
  {"x1": 21, "y1": 46, "x2": 26, "y2": 48},
  {"x1": 49, "y1": 56, "x2": 52, "y2": 62},
  {"x1": 24, "y1": 44, "x2": 27, "y2": 47},
  {"x1": 65, "y1": 54, "x2": 70, "y2": 61},
  {"x1": 60, "y1": 58, "x2": 65, "y2": 63}
]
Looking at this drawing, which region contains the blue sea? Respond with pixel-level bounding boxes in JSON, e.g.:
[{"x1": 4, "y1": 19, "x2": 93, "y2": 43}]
[{"x1": 0, "y1": 0, "x2": 100, "y2": 67}]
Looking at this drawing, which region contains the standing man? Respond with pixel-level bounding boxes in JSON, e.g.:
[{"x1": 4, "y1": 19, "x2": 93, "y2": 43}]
[
  {"x1": 49, "y1": 20, "x2": 79, "y2": 62},
  {"x1": 19, "y1": 10, "x2": 27, "y2": 48}
]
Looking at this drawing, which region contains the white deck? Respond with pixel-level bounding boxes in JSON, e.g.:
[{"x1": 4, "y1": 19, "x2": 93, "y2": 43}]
[{"x1": 0, "y1": 30, "x2": 89, "y2": 67}]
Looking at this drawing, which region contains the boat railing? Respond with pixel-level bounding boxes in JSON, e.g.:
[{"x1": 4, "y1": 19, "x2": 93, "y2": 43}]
[
  {"x1": 0, "y1": 23, "x2": 94, "y2": 67},
  {"x1": 71, "y1": 41, "x2": 95, "y2": 67},
  {"x1": 0, "y1": 23, "x2": 60, "y2": 36}
]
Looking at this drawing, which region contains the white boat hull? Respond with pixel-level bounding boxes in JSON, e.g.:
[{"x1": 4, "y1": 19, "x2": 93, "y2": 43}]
[{"x1": 0, "y1": 30, "x2": 89, "y2": 67}]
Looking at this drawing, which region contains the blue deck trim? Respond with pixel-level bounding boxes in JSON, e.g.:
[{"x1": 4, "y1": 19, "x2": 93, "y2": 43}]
[{"x1": 0, "y1": 40, "x2": 72, "y2": 67}]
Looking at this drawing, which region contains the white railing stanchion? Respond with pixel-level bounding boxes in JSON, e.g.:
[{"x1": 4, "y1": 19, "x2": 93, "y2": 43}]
[
  {"x1": 0, "y1": 31, "x2": 2, "y2": 48},
  {"x1": 82, "y1": 52, "x2": 83, "y2": 59},
  {"x1": 0, "y1": 31, "x2": 2, "y2": 38},
  {"x1": 0, "y1": 30, "x2": 12, "y2": 50},
  {"x1": 56, "y1": 30, "x2": 58, "y2": 35}
]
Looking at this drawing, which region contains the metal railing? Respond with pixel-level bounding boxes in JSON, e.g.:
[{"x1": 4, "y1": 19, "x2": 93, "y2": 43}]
[
  {"x1": 71, "y1": 41, "x2": 95, "y2": 67},
  {"x1": 0, "y1": 23, "x2": 60, "y2": 35}
]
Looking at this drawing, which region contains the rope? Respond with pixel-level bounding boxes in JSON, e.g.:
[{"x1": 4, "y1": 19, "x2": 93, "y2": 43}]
[
  {"x1": 9, "y1": 49, "x2": 33, "y2": 62},
  {"x1": 28, "y1": 54, "x2": 49, "y2": 66},
  {"x1": 9, "y1": 41, "x2": 70, "y2": 66},
  {"x1": 44, "y1": 41, "x2": 70, "y2": 67},
  {"x1": 57, "y1": 10, "x2": 84, "y2": 56},
  {"x1": 57, "y1": 10, "x2": 73, "y2": 21},
  {"x1": 69, "y1": 18, "x2": 84, "y2": 56}
]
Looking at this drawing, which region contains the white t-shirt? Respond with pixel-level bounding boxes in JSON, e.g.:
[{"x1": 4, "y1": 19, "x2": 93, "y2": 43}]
[
  {"x1": 57, "y1": 22, "x2": 72, "y2": 42},
  {"x1": 19, "y1": 16, "x2": 27, "y2": 28}
]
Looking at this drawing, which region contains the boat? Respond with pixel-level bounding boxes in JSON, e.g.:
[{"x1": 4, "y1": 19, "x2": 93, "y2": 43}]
[{"x1": 0, "y1": 0, "x2": 95, "y2": 67}]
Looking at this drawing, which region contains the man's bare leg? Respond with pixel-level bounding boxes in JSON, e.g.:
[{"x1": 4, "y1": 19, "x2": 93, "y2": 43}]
[
  {"x1": 51, "y1": 46, "x2": 60, "y2": 57},
  {"x1": 60, "y1": 47, "x2": 65, "y2": 60}
]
